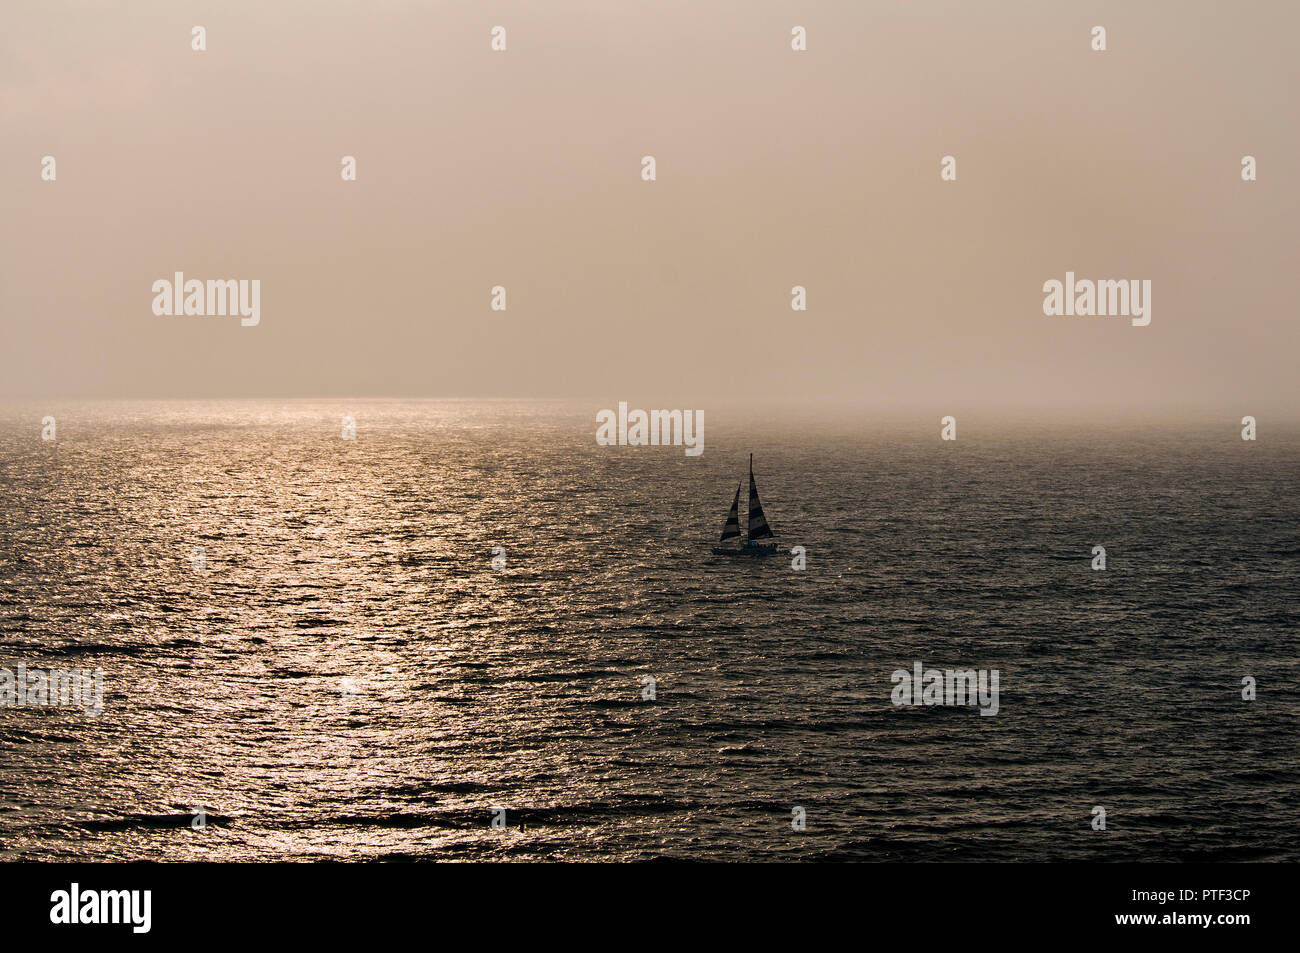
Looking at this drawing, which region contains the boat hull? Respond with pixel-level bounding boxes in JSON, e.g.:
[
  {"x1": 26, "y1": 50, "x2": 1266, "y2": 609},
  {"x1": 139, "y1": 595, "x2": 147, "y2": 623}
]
[{"x1": 711, "y1": 544, "x2": 778, "y2": 557}]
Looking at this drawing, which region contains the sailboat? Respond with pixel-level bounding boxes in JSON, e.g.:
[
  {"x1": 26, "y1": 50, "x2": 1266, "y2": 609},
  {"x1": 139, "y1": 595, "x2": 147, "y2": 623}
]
[{"x1": 711, "y1": 454, "x2": 779, "y2": 556}]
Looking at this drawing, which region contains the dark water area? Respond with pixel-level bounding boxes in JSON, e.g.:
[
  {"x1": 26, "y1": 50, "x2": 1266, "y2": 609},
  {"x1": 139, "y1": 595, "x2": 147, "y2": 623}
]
[{"x1": 0, "y1": 401, "x2": 1296, "y2": 861}]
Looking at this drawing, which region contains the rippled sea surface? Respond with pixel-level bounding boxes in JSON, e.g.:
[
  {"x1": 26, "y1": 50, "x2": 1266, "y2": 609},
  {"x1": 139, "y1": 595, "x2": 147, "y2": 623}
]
[{"x1": 0, "y1": 400, "x2": 1296, "y2": 861}]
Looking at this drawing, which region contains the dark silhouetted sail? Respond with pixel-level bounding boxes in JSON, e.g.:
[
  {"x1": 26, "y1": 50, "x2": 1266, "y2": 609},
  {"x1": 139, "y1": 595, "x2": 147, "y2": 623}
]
[
  {"x1": 746, "y1": 453, "x2": 775, "y2": 540},
  {"x1": 719, "y1": 483, "x2": 742, "y2": 540}
]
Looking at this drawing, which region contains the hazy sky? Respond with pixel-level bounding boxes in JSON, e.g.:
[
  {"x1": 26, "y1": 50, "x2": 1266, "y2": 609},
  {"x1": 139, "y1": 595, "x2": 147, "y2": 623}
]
[{"x1": 2, "y1": 1, "x2": 1296, "y2": 414}]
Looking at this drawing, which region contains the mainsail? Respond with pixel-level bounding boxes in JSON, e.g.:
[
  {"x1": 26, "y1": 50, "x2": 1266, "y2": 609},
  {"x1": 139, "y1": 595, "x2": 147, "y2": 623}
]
[
  {"x1": 719, "y1": 483, "x2": 742, "y2": 541},
  {"x1": 746, "y1": 453, "x2": 775, "y2": 540}
]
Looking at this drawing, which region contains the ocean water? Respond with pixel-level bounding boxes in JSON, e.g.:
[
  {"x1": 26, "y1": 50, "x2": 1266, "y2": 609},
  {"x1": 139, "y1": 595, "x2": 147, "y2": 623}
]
[{"x1": 0, "y1": 400, "x2": 1296, "y2": 861}]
